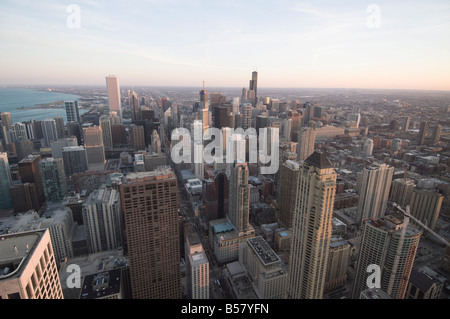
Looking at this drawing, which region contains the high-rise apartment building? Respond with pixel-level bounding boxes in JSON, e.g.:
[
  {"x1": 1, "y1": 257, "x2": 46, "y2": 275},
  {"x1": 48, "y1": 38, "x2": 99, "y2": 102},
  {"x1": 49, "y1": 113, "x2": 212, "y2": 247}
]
[
  {"x1": 0, "y1": 229, "x2": 64, "y2": 299},
  {"x1": 389, "y1": 178, "x2": 415, "y2": 208},
  {"x1": 106, "y1": 75, "x2": 122, "y2": 122},
  {"x1": 432, "y1": 124, "x2": 442, "y2": 144},
  {"x1": 296, "y1": 127, "x2": 316, "y2": 162},
  {"x1": 351, "y1": 215, "x2": 422, "y2": 299},
  {"x1": 65, "y1": 100, "x2": 80, "y2": 123},
  {"x1": 409, "y1": 180, "x2": 444, "y2": 231},
  {"x1": 83, "y1": 184, "x2": 122, "y2": 253},
  {"x1": 356, "y1": 163, "x2": 394, "y2": 226},
  {"x1": 41, "y1": 118, "x2": 59, "y2": 148},
  {"x1": 120, "y1": 167, "x2": 181, "y2": 299},
  {"x1": 40, "y1": 157, "x2": 67, "y2": 203},
  {"x1": 0, "y1": 152, "x2": 13, "y2": 209},
  {"x1": 325, "y1": 236, "x2": 351, "y2": 291},
  {"x1": 417, "y1": 121, "x2": 428, "y2": 145},
  {"x1": 288, "y1": 151, "x2": 337, "y2": 299},
  {"x1": 54, "y1": 116, "x2": 65, "y2": 139}
]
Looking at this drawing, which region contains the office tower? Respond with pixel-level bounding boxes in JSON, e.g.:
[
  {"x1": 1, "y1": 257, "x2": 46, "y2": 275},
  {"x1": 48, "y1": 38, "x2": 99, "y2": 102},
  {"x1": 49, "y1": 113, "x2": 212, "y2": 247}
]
[
  {"x1": 83, "y1": 125, "x2": 105, "y2": 167},
  {"x1": 351, "y1": 215, "x2": 422, "y2": 299},
  {"x1": 241, "y1": 87, "x2": 248, "y2": 102},
  {"x1": 239, "y1": 236, "x2": 289, "y2": 299},
  {"x1": 18, "y1": 154, "x2": 45, "y2": 207},
  {"x1": 0, "y1": 229, "x2": 64, "y2": 299},
  {"x1": 362, "y1": 138, "x2": 373, "y2": 156},
  {"x1": 111, "y1": 124, "x2": 128, "y2": 147},
  {"x1": 82, "y1": 184, "x2": 122, "y2": 253},
  {"x1": 290, "y1": 111, "x2": 301, "y2": 142},
  {"x1": 0, "y1": 112, "x2": 13, "y2": 131},
  {"x1": 109, "y1": 111, "x2": 121, "y2": 125},
  {"x1": 232, "y1": 97, "x2": 240, "y2": 114},
  {"x1": 130, "y1": 124, "x2": 145, "y2": 151},
  {"x1": 41, "y1": 118, "x2": 59, "y2": 147},
  {"x1": 25, "y1": 121, "x2": 35, "y2": 140},
  {"x1": 40, "y1": 157, "x2": 67, "y2": 203},
  {"x1": 228, "y1": 161, "x2": 251, "y2": 234},
  {"x1": 325, "y1": 236, "x2": 351, "y2": 291},
  {"x1": 62, "y1": 146, "x2": 89, "y2": 177},
  {"x1": 67, "y1": 121, "x2": 82, "y2": 145},
  {"x1": 50, "y1": 137, "x2": 78, "y2": 159},
  {"x1": 241, "y1": 103, "x2": 252, "y2": 130},
  {"x1": 214, "y1": 105, "x2": 230, "y2": 129},
  {"x1": 10, "y1": 182, "x2": 40, "y2": 213},
  {"x1": 417, "y1": 121, "x2": 428, "y2": 145},
  {"x1": 0, "y1": 152, "x2": 13, "y2": 209},
  {"x1": 120, "y1": 167, "x2": 181, "y2": 299},
  {"x1": 65, "y1": 100, "x2": 80, "y2": 123},
  {"x1": 13, "y1": 122, "x2": 28, "y2": 141},
  {"x1": 432, "y1": 124, "x2": 442, "y2": 144},
  {"x1": 277, "y1": 160, "x2": 300, "y2": 229},
  {"x1": 248, "y1": 71, "x2": 258, "y2": 106},
  {"x1": 106, "y1": 75, "x2": 122, "y2": 121},
  {"x1": 99, "y1": 115, "x2": 113, "y2": 149},
  {"x1": 390, "y1": 178, "x2": 415, "y2": 208},
  {"x1": 54, "y1": 116, "x2": 65, "y2": 139},
  {"x1": 401, "y1": 116, "x2": 410, "y2": 132},
  {"x1": 296, "y1": 127, "x2": 316, "y2": 162},
  {"x1": 185, "y1": 232, "x2": 209, "y2": 299},
  {"x1": 14, "y1": 136, "x2": 34, "y2": 162},
  {"x1": 288, "y1": 151, "x2": 337, "y2": 299},
  {"x1": 409, "y1": 180, "x2": 444, "y2": 231},
  {"x1": 304, "y1": 102, "x2": 315, "y2": 123},
  {"x1": 129, "y1": 89, "x2": 140, "y2": 121},
  {"x1": 356, "y1": 163, "x2": 394, "y2": 226}
]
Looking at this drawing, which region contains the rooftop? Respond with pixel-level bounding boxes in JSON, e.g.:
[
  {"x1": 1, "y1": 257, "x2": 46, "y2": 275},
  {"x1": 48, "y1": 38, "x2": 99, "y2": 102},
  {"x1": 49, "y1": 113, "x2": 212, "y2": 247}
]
[
  {"x1": 305, "y1": 151, "x2": 333, "y2": 169},
  {"x1": 247, "y1": 236, "x2": 280, "y2": 266}
]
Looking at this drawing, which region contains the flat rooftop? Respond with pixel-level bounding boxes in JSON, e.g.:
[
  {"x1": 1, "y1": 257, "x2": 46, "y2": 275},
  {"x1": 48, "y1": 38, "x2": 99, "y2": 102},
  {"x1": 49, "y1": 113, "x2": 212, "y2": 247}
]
[
  {"x1": 0, "y1": 230, "x2": 44, "y2": 280},
  {"x1": 247, "y1": 236, "x2": 280, "y2": 266}
]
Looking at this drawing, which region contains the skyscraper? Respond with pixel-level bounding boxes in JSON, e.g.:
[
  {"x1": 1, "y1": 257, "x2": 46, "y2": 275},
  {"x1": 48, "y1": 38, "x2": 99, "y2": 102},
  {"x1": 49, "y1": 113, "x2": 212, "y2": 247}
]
[
  {"x1": 41, "y1": 118, "x2": 59, "y2": 147},
  {"x1": 129, "y1": 89, "x2": 140, "y2": 122},
  {"x1": 130, "y1": 124, "x2": 145, "y2": 151},
  {"x1": 248, "y1": 71, "x2": 258, "y2": 106},
  {"x1": 296, "y1": 127, "x2": 316, "y2": 162},
  {"x1": 241, "y1": 103, "x2": 252, "y2": 130},
  {"x1": 352, "y1": 215, "x2": 422, "y2": 299},
  {"x1": 83, "y1": 184, "x2": 122, "y2": 253},
  {"x1": 0, "y1": 152, "x2": 13, "y2": 209},
  {"x1": 432, "y1": 124, "x2": 442, "y2": 144},
  {"x1": 277, "y1": 160, "x2": 300, "y2": 229},
  {"x1": 417, "y1": 121, "x2": 428, "y2": 145},
  {"x1": 65, "y1": 100, "x2": 80, "y2": 123},
  {"x1": 40, "y1": 157, "x2": 67, "y2": 203},
  {"x1": 356, "y1": 163, "x2": 394, "y2": 226},
  {"x1": 120, "y1": 167, "x2": 181, "y2": 299},
  {"x1": 185, "y1": 232, "x2": 209, "y2": 299},
  {"x1": 106, "y1": 75, "x2": 122, "y2": 122},
  {"x1": 18, "y1": 154, "x2": 45, "y2": 207},
  {"x1": 62, "y1": 146, "x2": 89, "y2": 177},
  {"x1": 288, "y1": 151, "x2": 337, "y2": 299},
  {"x1": 99, "y1": 115, "x2": 113, "y2": 149},
  {"x1": 228, "y1": 161, "x2": 251, "y2": 234},
  {"x1": 0, "y1": 229, "x2": 64, "y2": 299},
  {"x1": 82, "y1": 125, "x2": 105, "y2": 168},
  {"x1": 409, "y1": 179, "x2": 444, "y2": 231}
]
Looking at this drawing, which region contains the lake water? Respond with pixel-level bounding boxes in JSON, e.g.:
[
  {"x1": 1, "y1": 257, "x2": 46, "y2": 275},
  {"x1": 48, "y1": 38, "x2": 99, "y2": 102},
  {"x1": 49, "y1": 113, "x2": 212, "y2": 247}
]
[{"x1": 0, "y1": 87, "x2": 85, "y2": 123}]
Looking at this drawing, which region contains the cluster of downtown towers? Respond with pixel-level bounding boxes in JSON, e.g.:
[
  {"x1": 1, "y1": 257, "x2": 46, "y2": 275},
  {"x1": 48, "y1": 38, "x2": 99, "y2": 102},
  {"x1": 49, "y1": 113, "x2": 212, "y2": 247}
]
[{"x1": 0, "y1": 72, "x2": 433, "y2": 299}]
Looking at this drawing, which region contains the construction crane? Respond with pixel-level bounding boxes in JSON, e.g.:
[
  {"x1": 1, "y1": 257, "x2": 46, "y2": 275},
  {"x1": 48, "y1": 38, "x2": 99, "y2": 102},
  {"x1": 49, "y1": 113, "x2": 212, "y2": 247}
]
[{"x1": 392, "y1": 203, "x2": 450, "y2": 248}]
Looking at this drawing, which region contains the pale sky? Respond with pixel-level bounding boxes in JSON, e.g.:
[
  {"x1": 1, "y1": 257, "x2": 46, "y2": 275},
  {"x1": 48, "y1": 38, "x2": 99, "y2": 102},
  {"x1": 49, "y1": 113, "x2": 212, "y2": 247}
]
[{"x1": 1, "y1": 0, "x2": 450, "y2": 90}]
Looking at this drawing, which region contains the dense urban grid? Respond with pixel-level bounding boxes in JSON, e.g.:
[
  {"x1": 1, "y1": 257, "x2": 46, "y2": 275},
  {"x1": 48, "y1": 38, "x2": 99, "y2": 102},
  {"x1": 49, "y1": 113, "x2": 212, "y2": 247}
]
[{"x1": 1, "y1": 71, "x2": 450, "y2": 301}]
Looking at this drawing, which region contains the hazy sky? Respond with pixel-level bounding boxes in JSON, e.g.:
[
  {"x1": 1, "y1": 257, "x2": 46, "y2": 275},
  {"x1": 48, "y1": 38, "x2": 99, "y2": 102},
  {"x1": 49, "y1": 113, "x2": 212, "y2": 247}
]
[{"x1": 1, "y1": 0, "x2": 450, "y2": 90}]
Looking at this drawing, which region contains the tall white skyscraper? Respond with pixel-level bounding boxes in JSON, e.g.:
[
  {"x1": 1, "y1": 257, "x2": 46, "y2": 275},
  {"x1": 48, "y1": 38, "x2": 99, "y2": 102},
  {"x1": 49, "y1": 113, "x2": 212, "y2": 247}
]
[
  {"x1": 288, "y1": 151, "x2": 337, "y2": 299},
  {"x1": 106, "y1": 75, "x2": 122, "y2": 122},
  {"x1": 42, "y1": 118, "x2": 59, "y2": 147},
  {"x1": 82, "y1": 184, "x2": 122, "y2": 253},
  {"x1": 356, "y1": 163, "x2": 394, "y2": 225}
]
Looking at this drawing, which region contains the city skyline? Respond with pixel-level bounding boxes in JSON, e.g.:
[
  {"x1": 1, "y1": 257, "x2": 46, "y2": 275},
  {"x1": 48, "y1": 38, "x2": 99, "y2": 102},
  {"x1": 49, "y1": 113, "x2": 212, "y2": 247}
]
[{"x1": 1, "y1": 1, "x2": 450, "y2": 91}]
